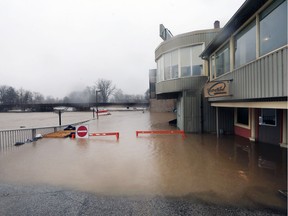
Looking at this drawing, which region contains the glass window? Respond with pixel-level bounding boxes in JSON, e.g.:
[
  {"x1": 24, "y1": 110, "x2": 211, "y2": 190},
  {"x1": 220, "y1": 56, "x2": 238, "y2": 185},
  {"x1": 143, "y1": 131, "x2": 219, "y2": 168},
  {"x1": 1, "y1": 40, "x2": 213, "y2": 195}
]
[
  {"x1": 234, "y1": 21, "x2": 256, "y2": 68},
  {"x1": 164, "y1": 53, "x2": 171, "y2": 80},
  {"x1": 260, "y1": 109, "x2": 277, "y2": 126},
  {"x1": 260, "y1": 0, "x2": 287, "y2": 55},
  {"x1": 157, "y1": 56, "x2": 164, "y2": 82},
  {"x1": 171, "y1": 50, "x2": 178, "y2": 79},
  {"x1": 180, "y1": 48, "x2": 191, "y2": 77},
  {"x1": 215, "y1": 43, "x2": 230, "y2": 77},
  {"x1": 236, "y1": 108, "x2": 249, "y2": 126},
  {"x1": 191, "y1": 45, "x2": 203, "y2": 76},
  {"x1": 210, "y1": 55, "x2": 216, "y2": 79}
]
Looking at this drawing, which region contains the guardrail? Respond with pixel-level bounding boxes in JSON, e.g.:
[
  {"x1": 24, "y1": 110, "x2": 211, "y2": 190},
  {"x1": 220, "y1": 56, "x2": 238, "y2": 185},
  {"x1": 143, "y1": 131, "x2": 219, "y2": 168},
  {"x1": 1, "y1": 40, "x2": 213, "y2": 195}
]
[
  {"x1": 89, "y1": 132, "x2": 120, "y2": 140},
  {"x1": 0, "y1": 120, "x2": 91, "y2": 152}
]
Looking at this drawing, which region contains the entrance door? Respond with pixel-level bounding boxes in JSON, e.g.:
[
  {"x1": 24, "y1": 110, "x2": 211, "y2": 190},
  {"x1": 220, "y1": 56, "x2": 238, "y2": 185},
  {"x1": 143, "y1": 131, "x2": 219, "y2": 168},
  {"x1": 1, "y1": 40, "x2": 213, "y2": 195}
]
[{"x1": 258, "y1": 109, "x2": 281, "y2": 145}]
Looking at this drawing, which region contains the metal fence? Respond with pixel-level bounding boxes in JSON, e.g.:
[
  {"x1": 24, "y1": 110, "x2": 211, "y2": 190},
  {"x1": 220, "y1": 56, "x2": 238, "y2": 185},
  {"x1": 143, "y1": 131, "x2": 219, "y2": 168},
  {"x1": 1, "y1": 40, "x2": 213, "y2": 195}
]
[{"x1": 0, "y1": 120, "x2": 91, "y2": 153}]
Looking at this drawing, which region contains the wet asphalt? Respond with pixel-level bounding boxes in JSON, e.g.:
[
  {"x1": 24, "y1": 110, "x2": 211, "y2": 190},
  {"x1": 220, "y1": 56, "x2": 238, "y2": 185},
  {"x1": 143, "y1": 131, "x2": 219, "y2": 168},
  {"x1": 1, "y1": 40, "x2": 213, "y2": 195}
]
[{"x1": 0, "y1": 183, "x2": 286, "y2": 216}]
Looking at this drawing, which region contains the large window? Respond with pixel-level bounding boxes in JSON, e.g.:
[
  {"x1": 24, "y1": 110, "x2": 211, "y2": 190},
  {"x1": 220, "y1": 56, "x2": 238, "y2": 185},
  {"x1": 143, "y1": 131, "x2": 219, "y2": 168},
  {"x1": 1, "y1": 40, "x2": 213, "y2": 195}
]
[
  {"x1": 260, "y1": 109, "x2": 277, "y2": 126},
  {"x1": 171, "y1": 50, "x2": 178, "y2": 79},
  {"x1": 157, "y1": 57, "x2": 164, "y2": 82},
  {"x1": 180, "y1": 48, "x2": 191, "y2": 77},
  {"x1": 208, "y1": 0, "x2": 287, "y2": 80},
  {"x1": 180, "y1": 45, "x2": 204, "y2": 77},
  {"x1": 191, "y1": 45, "x2": 203, "y2": 75},
  {"x1": 236, "y1": 108, "x2": 249, "y2": 126},
  {"x1": 234, "y1": 21, "x2": 256, "y2": 68},
  {"x1": 164, "y1": 53, "x2": 171, "y2": 80},
  {"x1": 260, "y1": 0, "x2": 287, "y2": 56},
  {"x1": 156, "y1": 44, "x2": 204, "y2": 81},
  {"x1": 215, "y1": 43, "x2": 230, "y2": 77},
  {"x1": 210, "y1": 55, "x2": 216, "y2": 79}
]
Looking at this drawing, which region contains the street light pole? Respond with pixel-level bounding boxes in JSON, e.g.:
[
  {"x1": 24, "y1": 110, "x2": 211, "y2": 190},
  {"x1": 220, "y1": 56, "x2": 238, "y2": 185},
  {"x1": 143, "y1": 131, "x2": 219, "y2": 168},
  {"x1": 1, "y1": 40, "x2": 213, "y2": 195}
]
[{"x1": 96, "y1": 90, "x2": 101, "y2": 119}]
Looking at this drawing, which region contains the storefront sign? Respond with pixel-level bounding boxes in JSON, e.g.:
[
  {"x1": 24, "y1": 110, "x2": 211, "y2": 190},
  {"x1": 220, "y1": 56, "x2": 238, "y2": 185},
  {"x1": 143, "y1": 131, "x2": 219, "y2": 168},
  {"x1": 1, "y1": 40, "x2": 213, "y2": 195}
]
[{"x1": 204, "y1": 80, "x2": 230, "y2": 98}]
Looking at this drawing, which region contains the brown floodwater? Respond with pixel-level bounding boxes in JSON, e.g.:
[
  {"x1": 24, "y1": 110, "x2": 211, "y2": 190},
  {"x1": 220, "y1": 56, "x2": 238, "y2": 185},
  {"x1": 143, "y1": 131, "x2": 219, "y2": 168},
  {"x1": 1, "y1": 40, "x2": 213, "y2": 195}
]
[{"x1": 0, "y1": 111, "x2": 287, "y2": 209}]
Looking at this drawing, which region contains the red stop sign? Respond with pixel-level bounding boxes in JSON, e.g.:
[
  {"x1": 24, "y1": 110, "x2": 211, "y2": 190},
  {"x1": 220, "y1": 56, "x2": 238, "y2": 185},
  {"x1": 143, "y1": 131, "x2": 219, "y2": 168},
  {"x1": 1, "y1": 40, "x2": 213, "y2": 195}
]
[{"x1": 77, "y1": 125, "x2": 88, "y2": 137}]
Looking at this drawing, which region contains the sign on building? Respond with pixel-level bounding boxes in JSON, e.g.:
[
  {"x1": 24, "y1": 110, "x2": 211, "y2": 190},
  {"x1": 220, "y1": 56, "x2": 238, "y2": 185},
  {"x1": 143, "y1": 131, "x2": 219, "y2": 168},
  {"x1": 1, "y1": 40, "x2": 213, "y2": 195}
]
[{"x1": 204, "y1": 80, "x2": 231, "y2": 98}]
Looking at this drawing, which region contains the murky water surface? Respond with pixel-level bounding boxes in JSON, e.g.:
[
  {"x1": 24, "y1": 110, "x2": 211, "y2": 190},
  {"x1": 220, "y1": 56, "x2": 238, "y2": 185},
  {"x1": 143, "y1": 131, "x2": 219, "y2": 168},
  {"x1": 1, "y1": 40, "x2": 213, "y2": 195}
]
[
  {"x1": 0, "y1": 112, "x2": 92, "y2": 129},
  {"x1": 0, "y1": 111, "x2": 286, "y2": 210}
]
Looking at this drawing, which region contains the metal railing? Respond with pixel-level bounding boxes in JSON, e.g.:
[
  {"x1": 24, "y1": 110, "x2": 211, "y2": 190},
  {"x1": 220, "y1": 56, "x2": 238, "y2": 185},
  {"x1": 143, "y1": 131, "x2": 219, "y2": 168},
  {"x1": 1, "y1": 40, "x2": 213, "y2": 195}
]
[{"x1": 0, "y1": 119, "x2": 91, "y2": 153}]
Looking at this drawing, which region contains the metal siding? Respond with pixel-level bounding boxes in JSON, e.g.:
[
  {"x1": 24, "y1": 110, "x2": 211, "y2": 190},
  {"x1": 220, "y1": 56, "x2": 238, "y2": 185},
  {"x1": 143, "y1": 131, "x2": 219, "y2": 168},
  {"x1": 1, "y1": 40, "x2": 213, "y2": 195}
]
[
  {"x1": 273, "y1": 53, "x2": 277, "y2": 96},
  {"x1": 277, "y1": 50, "x2": 281, "y2": 95},
  {"x1": 183, "y1": 91, "x2": 202, "y2": 132},
  {"x1": 202, "y1": 97, "x2": 216, "y2": 132},
  {"x1": 283, "y1": 49, "x2": 288, "y2": 96},
  {"x1": 209, "y1": 47, "x2": 287, "y2": 102}
]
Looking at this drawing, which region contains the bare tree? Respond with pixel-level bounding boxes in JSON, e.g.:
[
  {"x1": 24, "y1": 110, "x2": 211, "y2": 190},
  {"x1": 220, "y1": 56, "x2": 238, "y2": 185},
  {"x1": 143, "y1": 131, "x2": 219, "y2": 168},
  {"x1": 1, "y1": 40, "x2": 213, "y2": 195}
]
[{"x1": 96, "y1": 79, "x2": 116, "y2": 103}]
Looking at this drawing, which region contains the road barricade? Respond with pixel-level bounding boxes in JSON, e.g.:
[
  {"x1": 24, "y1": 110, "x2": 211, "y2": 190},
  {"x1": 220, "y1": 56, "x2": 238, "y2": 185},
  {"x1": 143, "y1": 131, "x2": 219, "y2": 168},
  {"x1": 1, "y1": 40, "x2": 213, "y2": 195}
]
[
  {"x1": 89, "y1": 132, "x2": 119, "y2": 140},
  {"x1": 136, "y1": 130, "x2": 185, "y2": 139}
]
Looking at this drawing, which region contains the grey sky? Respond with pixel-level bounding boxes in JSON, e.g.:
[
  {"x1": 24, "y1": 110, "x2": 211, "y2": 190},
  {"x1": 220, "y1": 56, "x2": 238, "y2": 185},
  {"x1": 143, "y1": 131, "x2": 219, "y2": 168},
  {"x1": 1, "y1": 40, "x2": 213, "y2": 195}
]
[{"x1": 0, "y1": 0, "x2": 245, "y2": 98}]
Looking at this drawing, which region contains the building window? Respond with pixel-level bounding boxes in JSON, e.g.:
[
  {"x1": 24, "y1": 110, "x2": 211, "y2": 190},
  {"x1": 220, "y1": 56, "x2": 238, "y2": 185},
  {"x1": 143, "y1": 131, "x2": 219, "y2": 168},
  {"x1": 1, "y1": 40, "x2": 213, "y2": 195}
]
[
  {"x1": 236, "y1": 108, "x2": 249, "y2": 126},
  {"x1": 180, "y1": 47, "x2": 191, "y2": 77},
  {"x1": 171, "y1": 50, "x2": 178, "y2": 79},
  {"x1": 260, "y1": 109, "x2": 277, "y2": 126},
  {"x1": 157, "y1": 57, "x2": 164, "y2": 82},
  {"x1": 215, "y1": 43, "x2": 230, "y2": 77},
  {"x1": 210, "y1": 55, "x2": 216, "y2": 79},
  {"x1": 260, "y1": 0, "x2": 287, "y2": 56},
  {"x1": 164, "y1": 53, "x2": 171, "y2": 80},
  {"x1": 157, "y1": 44, "x2": 204, "y2": 81},
  {"x1": 191, "y1": 45, "x2": 203, "y2": 76},
  {"x1": 234, "y1": 21, "x2": 256, "y2": 68}
]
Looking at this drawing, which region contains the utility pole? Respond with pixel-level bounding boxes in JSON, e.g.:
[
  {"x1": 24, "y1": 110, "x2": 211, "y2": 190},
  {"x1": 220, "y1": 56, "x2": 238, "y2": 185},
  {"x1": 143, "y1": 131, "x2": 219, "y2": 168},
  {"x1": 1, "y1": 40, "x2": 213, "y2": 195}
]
[
  {"x1": 58, "y1": 110, "x2": 62, "y2": 126},
  {"x1": 96, "y1": 90, "x2": 101, "y2": 119}
]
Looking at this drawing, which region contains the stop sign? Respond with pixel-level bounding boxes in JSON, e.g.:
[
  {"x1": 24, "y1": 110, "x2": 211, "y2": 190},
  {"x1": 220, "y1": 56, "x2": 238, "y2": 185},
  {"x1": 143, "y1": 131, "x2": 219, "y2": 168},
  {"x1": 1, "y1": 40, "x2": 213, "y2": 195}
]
[{"x1": 76, "y1": 125, "x2": 89, "y2": 138}]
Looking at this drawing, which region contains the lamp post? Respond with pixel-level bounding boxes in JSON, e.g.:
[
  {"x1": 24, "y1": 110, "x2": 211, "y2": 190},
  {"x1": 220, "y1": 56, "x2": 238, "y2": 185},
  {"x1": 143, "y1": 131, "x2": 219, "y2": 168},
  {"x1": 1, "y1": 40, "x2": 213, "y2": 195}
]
[{"x1": 96, "y1": 90, "x2": 101, "y2": 119}]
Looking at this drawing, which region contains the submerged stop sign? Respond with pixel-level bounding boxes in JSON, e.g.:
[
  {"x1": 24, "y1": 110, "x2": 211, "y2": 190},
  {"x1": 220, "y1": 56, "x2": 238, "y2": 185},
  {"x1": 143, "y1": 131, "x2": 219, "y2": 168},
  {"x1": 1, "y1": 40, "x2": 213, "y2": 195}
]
[{"x1": 76, "y1": 125, "x2": 88, "y2": 138}]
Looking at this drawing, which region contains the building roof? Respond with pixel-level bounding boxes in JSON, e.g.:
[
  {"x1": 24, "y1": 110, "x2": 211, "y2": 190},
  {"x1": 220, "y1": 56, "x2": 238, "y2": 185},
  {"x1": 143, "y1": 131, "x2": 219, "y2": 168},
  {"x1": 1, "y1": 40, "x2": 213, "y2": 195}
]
[{"x1": 200, "y1": 0, "x2": 269, "y2": 59}]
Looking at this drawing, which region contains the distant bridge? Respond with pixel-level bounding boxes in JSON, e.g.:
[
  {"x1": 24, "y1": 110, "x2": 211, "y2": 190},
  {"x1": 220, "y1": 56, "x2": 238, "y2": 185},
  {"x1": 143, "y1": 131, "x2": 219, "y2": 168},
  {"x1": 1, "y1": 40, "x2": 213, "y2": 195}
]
[{"x1": 0, "y1": 102, "x2": 150, "y2": 112}]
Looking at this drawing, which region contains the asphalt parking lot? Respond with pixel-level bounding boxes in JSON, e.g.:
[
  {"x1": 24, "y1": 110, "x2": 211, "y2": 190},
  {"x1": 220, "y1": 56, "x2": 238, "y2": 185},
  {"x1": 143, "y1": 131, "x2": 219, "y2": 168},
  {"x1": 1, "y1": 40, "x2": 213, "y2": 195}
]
[{"x1": 0, "y1": 183, "x2": 286, "y2": 216}]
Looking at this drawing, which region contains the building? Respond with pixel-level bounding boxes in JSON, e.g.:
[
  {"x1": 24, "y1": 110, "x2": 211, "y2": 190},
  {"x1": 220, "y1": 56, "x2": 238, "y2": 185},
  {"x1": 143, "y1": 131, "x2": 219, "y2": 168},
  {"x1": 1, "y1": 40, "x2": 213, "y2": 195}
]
[
  {"x1": 200, "y1": 0, "x2": 287, "y2": 147},
  {"x1": 149, "y1": 69, "x2": 176, "y2": 112},
  {"x1": 153, "y1": 24, "x2": 221, "y2": 132}
]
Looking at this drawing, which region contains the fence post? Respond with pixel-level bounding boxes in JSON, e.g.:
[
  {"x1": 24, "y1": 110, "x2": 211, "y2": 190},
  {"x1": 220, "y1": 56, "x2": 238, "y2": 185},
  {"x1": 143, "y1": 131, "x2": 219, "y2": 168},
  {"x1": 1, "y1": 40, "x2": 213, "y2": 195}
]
[{"x1": 32, "y1": 129, "x2": 36, "y2": 139}]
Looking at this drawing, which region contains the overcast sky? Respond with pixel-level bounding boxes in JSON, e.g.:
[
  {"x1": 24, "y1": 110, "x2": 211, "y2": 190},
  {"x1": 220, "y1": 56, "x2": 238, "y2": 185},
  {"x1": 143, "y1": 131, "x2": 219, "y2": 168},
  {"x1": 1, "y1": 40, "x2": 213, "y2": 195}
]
[{"x1": 0, "y1": 0, "x2": 245, "y2": 98}]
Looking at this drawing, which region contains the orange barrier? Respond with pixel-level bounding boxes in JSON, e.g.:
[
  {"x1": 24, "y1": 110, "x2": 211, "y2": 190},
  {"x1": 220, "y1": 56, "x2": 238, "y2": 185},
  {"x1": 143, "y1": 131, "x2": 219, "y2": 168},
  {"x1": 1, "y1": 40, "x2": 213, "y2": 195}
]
[
  {"x1": 89, "y1": 132, "x2": 119, "y2": 140},
  {"x1": 136, "y1": 130, "x2": 185, "y2": 138}
]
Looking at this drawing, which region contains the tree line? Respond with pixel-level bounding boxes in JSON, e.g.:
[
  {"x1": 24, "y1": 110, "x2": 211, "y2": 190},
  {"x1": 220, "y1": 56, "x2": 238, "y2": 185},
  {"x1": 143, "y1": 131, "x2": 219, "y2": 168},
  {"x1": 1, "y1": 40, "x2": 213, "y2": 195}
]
[{"x1": 0, "y1": 79, "x2": 149, "y2": 105}]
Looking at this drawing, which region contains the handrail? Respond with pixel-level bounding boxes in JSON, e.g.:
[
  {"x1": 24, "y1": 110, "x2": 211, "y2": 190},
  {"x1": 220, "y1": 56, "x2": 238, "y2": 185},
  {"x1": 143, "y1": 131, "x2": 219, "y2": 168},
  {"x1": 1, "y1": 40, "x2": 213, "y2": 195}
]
[
  {"x1": 0, "y1": 119, "x2": 91, "y2": 133},
  {"x1": 0, "y1": 119, "x2": 92, "y2": 152}
]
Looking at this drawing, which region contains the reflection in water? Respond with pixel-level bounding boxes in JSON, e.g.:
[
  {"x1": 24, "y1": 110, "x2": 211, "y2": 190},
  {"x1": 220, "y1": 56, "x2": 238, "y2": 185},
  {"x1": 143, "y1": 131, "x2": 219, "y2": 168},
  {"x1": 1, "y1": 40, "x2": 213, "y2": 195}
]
[{"x1": 0, "y1": 111, "x2": 286, "y2": 210}]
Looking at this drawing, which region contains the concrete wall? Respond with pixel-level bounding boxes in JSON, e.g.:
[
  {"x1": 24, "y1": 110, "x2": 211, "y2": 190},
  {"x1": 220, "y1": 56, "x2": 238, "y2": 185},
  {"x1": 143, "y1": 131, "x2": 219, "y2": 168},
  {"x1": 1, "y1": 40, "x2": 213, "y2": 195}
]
[{"x1": 149, "y1": 99, "x2": 176, "y2": 112}]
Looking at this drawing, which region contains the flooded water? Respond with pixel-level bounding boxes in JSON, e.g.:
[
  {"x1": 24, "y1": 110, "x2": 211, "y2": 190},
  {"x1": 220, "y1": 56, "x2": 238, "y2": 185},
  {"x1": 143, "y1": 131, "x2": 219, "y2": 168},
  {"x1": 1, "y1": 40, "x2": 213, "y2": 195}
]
[
  {"x1": 0, "y1": 112, "x2": 93, "y2": 130},
  {"x1": 0, "y1": 111, "x2": 287, "y2": 210}
]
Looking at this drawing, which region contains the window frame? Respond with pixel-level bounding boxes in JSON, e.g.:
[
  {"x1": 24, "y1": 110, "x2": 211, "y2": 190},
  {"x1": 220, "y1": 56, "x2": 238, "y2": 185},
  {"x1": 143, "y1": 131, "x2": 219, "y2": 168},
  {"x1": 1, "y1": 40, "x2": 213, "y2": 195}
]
[
  {"x1": 259, "y1": 109, "x2": 277, "y2": 127},
  {"x1": 234, "y1": 20, "x2": 256, "y2": 69},
  {"x1": 235, "y1": 108, "x2": 250, "y2": 129},
  {"x1": 214, "y1": 42, "x2": 230, "y2": 78}
]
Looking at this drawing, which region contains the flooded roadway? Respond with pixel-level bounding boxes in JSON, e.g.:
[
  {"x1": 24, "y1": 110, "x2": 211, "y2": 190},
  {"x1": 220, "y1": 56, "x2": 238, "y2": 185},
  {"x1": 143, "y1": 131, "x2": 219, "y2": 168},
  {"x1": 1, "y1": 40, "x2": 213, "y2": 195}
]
[{"x1": 0, "y1": 111, "x2": 286, "y2": 211}]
